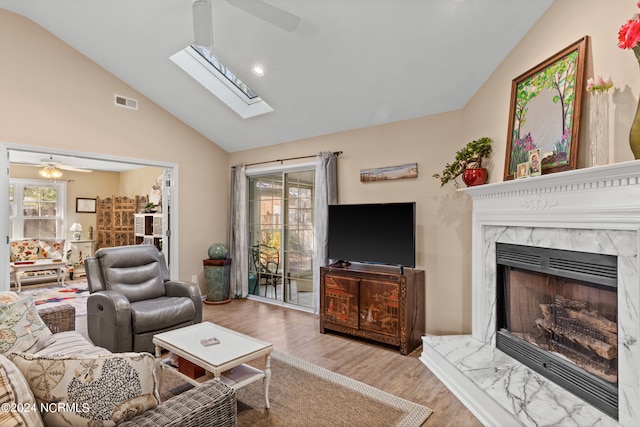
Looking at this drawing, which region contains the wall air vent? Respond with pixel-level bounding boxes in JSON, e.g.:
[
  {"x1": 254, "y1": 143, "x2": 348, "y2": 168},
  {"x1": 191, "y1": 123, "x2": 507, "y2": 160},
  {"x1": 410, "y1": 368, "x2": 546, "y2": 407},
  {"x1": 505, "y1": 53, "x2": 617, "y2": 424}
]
[{"x1": 114, "y1": 94, "x2": 138, "y2": 110}]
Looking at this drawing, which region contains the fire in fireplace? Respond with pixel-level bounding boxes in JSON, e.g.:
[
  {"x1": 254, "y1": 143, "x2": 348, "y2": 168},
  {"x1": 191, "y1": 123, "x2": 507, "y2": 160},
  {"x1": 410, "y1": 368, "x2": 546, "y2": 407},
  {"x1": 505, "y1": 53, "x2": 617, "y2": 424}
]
[{"x1": 495, "y1": 243, "x2": 618, "y2": 419}]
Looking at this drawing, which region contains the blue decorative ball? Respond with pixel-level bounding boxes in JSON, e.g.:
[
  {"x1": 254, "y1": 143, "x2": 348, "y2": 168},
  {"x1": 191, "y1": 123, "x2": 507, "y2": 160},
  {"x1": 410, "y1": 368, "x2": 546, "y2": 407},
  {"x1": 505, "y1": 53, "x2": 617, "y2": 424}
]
[{"x1": 208, "y1": 243, "x2": 229, "y2": 260}]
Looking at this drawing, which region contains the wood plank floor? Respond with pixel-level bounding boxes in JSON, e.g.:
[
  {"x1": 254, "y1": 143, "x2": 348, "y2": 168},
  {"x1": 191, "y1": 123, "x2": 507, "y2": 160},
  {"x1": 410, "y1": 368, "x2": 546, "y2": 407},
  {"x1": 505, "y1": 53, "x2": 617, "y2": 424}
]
[{"x1": 203, "y1": 299, "x2": 482, "y2": 426}]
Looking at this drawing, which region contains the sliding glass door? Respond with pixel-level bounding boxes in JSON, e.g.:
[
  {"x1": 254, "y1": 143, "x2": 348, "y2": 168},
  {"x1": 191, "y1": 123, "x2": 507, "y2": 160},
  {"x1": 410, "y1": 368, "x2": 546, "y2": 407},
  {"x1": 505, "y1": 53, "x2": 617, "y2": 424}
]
[
  {"x1": 248, "y1": 169, "x2": 315, "y2": 309},
  {"x1": 283, "y1": 170, "x2": 315, "y2": 307}
]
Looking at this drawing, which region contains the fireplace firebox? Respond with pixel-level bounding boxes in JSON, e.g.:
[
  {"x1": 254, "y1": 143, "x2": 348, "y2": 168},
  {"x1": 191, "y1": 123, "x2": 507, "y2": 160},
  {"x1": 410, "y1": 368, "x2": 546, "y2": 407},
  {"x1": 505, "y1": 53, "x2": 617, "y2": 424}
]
[{"x1": 496, "y1": 243, "x2": 618, "y2": 419}]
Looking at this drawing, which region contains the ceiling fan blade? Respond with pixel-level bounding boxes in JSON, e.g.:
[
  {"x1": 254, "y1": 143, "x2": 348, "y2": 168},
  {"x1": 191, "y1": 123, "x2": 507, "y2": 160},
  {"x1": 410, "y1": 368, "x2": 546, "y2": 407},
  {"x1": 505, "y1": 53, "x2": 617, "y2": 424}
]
[
  {"x1": 25, "y1": 163, "x2": 92, "y2": 173},
  {"x1": 228, "y1": 0, "x2": 300, "y2": 32},
  {"x1": 192, "y1": 0, "x2": 213, "y2": 47},
  {"x1": 59, "y1": 165, "x2": 92, "y2": 173},
  {"x1": 33, "y1": 156, "x2": 93, "y2": 173}
]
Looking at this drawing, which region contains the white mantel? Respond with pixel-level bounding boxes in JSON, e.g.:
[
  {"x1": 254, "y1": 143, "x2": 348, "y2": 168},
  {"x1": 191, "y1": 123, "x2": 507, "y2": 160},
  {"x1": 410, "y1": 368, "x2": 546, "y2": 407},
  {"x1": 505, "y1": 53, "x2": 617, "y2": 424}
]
[
  {"x1": 421, "y1": 160, "x2": 640, "y2": 427},
  {"x1": 464, "y1": 160, "x2": 640, "y2": 230}
]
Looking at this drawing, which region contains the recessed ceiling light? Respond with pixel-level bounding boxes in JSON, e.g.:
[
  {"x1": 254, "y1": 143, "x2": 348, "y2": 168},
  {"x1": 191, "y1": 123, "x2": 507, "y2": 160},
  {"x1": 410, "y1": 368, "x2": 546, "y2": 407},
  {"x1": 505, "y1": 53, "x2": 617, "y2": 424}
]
[{"x1": 253, "y1": 65, "x2": 265, "y2": 76}]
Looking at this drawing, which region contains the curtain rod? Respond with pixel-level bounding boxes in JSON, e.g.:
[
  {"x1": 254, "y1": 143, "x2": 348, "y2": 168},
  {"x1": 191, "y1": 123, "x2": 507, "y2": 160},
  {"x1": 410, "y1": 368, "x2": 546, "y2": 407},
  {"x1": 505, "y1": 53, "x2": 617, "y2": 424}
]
[{"x1": 234, "y1": 151, "x2": 342, "y2": 168}]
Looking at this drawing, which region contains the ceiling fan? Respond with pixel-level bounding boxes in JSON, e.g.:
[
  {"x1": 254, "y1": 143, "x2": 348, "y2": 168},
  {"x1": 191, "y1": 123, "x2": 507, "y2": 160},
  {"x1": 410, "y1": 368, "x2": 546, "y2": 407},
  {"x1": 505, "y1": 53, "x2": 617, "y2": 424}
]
[
  {"x1": 193, "y1": 0, "x2": 300, "y2": 46},
  {"x1": 29, "y1": 156, "x2": 93, "y2": 174}
]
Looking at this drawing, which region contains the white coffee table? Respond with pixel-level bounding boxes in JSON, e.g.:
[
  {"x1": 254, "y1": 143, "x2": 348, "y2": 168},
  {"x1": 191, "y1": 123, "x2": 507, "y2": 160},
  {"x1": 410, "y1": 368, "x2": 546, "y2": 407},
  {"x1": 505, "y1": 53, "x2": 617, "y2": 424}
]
[
  {"x1": 10, "y1": 260, "x2": 66, "y2": 292},
  {"x1": 153, "y1": 322, "x2": 273, "y2": 408}
]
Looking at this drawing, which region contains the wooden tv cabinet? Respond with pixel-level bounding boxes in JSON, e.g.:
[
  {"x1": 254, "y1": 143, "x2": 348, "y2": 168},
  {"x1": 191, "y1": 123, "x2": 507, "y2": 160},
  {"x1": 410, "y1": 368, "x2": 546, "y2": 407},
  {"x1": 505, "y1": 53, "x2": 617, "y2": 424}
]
[{"x1": 319, "y1": 265, "x2": 425, "y2": 355}]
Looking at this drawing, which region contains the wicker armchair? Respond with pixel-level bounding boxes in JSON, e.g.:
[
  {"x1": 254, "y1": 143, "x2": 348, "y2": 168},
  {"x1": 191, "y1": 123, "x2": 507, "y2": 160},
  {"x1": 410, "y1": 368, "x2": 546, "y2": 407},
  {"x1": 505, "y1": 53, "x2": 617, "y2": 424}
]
[
  {"x1": 37, "y1": 304, "x2": 76, "y2": 333},
  {"x1": 119, "y1": 381, "x2": 236, "y2": 427},
  {"x1": 37, "y1": 304, "x2": 237, "y2": 426}
]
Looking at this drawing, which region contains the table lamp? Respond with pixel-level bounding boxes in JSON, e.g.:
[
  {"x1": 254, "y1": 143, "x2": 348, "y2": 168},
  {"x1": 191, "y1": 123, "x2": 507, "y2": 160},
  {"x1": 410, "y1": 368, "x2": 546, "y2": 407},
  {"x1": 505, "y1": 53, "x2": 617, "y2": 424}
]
[{"x1": 70, "y1": 223, "x2": 83, "y2": 241}]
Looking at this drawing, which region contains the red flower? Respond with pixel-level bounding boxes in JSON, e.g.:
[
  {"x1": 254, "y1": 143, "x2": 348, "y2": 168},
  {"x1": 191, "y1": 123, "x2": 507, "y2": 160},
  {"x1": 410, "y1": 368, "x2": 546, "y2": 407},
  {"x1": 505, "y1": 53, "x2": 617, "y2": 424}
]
[
  {"x1": 619, "y1": 18, "x2": 640, "y2": 48},
  {"x1": 619, "y1": 2, "x2": 640, "y2": 49}
]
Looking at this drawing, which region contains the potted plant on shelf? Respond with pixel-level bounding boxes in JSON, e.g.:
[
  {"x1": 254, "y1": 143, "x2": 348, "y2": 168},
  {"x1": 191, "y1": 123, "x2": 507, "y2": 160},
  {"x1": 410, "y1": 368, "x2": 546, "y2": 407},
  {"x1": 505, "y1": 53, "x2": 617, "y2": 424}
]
[
  {"x1": 433, "y1": 137, "x2": 493, "y2": 187},
  {"x1": 143, "y1": 202, "x2": 157, "y2": 213}
]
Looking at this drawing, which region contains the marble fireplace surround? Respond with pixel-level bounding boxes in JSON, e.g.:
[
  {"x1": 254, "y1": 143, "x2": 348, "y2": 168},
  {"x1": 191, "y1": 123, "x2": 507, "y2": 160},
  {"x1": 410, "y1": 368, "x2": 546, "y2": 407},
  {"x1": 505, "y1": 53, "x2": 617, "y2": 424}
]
[{"x1": 420, "y1": 160, "x2": 640, "y2": 427}]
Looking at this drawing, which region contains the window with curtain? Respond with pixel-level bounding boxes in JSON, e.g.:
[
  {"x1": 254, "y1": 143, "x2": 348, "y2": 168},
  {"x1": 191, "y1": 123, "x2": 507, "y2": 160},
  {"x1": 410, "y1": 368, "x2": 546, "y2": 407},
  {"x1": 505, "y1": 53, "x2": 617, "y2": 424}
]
[
  {"x1": 9, "y1": 179, "x2": 67, "y2": 239},
  {"x1": 229, "y1": 152, "x2": 337, "y2": 312}
]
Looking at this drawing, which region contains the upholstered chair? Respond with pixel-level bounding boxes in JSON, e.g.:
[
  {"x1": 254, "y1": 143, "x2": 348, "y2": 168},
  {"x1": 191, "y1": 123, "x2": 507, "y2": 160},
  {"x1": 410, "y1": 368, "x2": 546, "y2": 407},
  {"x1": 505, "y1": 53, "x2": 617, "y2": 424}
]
[{"x1": 85, "y1": 244, "x2": 202, "y2": 353}]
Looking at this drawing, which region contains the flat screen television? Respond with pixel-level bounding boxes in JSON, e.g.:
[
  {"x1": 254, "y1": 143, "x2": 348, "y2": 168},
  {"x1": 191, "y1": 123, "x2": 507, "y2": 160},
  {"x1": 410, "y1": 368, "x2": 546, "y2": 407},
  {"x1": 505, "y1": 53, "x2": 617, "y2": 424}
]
[{"x1": 327, "y1": 202, "x2": 416, "y2": 268}]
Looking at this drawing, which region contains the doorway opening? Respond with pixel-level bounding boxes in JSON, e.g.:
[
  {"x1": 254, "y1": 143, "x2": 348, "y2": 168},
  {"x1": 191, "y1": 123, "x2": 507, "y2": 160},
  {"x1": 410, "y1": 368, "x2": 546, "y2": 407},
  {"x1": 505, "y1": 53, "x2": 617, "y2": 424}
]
[
  {"x1": 1, "y1": 143, "x2": 179, "y2": 289},
  {"x1": 248, "y1": 169, "x2": 315, "y2": 310}
]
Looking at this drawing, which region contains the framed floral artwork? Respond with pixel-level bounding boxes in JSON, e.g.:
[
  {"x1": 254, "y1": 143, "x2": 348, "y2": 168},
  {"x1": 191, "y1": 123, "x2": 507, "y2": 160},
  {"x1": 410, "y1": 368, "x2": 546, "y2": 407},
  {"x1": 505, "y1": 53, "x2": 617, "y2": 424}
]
[{"x1": 503, "y1": 36, "x2": 588, "y2": 181}]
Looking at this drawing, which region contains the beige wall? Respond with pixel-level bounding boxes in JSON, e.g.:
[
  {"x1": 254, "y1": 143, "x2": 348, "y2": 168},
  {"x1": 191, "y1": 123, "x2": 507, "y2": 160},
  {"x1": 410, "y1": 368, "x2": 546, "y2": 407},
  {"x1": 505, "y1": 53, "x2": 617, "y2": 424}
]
[
  {"x1": 3, "y1": 1, "x2": 637, "y2": 333},
  {"x1": 0, "y1": 10, "x2": 230, "y2": 292},
  {"x1": 465, "y1": 0, "x2": 638, "y2": 183},
  {"x1": 9, "y1": 164, "x2": 163, "y2": 243},
  {"x1": 230, "y1": 111, "x2": 473, "y2": 334},
  {"x1": 119, "y1": 168, "x2": 164, "y2": 200},
  {"x1": 10, "y1": 165, "x2": 117, "y2": 243},
  {"x1": 230, "y1": 0, "x2": 640, "y2": 335}
]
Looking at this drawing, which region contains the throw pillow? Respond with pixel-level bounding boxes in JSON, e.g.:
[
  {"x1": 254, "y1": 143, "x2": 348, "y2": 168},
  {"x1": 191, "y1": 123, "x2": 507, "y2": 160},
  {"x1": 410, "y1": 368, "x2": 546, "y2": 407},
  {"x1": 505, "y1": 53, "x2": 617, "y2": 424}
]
[
  {"x1": 9, "y1": 352, "x2": 160, "y2": 426},
  {"x1": 0, "y1": 296, "x2": 53, "y2": 355},
  {"x1": 0, "y1": 353, "x2": 45, "y2": 427},
  {"x1": 38, "y1": 239, "x2": 65, "y2": 260},
  {"x1": 0, "y1": 292, "x2": 20, "y2": 305},
  {"x1": 9, "y1": 240, "x2": 40, "y2": 262}
]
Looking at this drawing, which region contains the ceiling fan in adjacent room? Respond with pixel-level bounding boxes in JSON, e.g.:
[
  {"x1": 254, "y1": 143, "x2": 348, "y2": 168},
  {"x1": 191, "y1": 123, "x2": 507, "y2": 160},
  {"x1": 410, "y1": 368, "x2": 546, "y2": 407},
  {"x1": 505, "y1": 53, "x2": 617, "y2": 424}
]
[
  {"x1": 24, "y1": 156, "x2": 93, "y2": 178},
  {"x1": 193, "y1": 0, "x2": 300, "y2": 47}
]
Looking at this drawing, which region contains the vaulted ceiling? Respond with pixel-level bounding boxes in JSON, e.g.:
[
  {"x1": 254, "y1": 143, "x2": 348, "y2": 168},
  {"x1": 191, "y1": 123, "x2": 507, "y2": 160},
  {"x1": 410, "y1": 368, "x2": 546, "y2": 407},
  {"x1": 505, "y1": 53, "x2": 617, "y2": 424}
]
[{"x1": 1, "y1": 0, "x2": 554, "y2": 153}]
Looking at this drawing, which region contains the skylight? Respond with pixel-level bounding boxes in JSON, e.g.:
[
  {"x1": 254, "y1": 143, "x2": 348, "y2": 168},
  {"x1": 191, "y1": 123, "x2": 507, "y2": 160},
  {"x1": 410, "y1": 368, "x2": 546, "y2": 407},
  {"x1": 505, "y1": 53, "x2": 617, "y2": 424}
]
[
  {"x1": 191, "y1": 45, "x2": 259, "y2": 100},
  {"x1": 170, "y1": 45, "x2": 273, "y2": 119}
]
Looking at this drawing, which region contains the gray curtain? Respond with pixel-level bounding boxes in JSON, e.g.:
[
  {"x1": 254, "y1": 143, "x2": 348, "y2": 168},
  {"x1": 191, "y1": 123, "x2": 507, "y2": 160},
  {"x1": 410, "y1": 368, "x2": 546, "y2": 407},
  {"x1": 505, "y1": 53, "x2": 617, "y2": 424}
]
[
  {"x1": 312, "y1": 152, "x2": 338, "y2": 313},
  {"x1": 229, "y1": 164, "x2": 248, "y2": 298}
]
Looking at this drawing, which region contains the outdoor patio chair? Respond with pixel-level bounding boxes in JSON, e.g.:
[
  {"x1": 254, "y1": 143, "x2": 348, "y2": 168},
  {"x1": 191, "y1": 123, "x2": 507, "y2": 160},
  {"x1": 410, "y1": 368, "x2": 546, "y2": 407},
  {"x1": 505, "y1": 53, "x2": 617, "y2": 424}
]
[{"x1": 251, "y1": 244, "x2": 281, "y2": 299}]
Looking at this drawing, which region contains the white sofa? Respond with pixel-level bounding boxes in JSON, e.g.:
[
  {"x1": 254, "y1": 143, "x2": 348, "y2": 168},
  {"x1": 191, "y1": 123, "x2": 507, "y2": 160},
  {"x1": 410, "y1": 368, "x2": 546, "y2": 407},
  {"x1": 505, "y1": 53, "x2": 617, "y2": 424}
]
[
  {"x1": 9, "y1": 238, "x2": 66, "y2": 287},
  {"x1": 0, "y1": 292, "x2": 237, "y2": 426}
]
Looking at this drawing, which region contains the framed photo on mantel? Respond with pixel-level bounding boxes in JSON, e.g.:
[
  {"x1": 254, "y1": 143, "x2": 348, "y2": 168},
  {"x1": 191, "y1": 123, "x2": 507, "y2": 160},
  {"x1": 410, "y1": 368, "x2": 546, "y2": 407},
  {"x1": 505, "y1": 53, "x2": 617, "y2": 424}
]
[{"x1": 503, "y1": 36, "x2": 588, "y2": 181}]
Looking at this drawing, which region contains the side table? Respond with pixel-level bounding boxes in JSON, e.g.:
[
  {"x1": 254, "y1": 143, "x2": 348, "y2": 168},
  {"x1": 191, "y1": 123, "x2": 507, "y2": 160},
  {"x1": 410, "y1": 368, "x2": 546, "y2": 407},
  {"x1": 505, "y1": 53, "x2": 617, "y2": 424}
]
[{"x1": 203, "y1": 258, "x2": 232, "y2": 304}]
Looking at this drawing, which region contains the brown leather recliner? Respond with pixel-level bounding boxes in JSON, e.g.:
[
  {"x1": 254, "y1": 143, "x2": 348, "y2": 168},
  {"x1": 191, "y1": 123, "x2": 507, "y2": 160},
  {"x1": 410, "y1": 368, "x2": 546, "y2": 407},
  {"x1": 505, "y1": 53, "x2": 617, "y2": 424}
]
[{"x1": 85, "y1": 244, "x2": 202, "y2": 353}]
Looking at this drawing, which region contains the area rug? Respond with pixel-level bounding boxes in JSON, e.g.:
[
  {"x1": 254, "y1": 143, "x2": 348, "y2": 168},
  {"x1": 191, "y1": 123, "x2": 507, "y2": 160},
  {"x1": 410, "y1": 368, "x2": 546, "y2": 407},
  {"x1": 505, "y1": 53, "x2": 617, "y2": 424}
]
[
  {"x1": 20, "y1": 280, "x2": 89, "y2": 317},
  {"x1": 160, "y1": 350, "x2": 432, "y2": 427}
]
